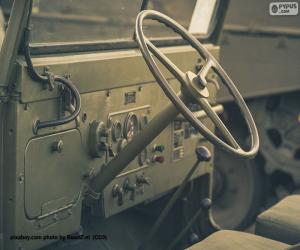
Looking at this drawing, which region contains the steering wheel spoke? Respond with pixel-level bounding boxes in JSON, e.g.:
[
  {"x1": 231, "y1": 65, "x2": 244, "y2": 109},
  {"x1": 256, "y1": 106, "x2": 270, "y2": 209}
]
[
  {"x1": 145, "y1": 39, "x2": 187, "y2": 86},
  {"x1": 198, "y1": 98, "x2": 240, "y2": 149}
]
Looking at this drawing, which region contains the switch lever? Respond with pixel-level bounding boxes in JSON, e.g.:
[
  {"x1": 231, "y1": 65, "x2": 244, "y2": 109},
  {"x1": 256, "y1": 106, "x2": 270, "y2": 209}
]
[{"x1": 123, "y1": 179, "x2": 137, "y2": 201}]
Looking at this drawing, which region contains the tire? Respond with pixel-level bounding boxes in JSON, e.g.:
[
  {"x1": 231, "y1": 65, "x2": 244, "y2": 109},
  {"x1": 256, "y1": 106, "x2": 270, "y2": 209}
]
[{"x1": 211, "y1": 143, "x2": 265, "y2": 230}]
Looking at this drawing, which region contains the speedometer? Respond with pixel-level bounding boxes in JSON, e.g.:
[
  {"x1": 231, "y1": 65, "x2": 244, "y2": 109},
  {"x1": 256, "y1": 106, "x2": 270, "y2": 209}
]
[{"x1": 124, "y1": 112, "x2": 139, "y2": 142}]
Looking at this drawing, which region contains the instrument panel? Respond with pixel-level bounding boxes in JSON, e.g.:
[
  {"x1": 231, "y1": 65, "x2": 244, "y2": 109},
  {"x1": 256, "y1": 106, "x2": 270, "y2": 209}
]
[
  {"x1": 3, "y1": 45, "x2": 219, "y2": 250},
  {"x1": 87, "y1": 101, "x2": 214, "y2": 217}
]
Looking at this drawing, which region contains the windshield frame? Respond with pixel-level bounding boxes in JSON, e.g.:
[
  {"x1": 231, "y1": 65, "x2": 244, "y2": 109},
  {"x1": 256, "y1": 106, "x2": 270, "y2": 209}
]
[{"x1": 26, "y1": 0, "x2": 227, "y2": 55}]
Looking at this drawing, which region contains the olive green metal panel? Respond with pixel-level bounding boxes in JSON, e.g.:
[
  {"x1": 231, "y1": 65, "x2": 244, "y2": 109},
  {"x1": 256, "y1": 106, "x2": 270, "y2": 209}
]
[
  {"x1": 2, "y1": 44, "x2": 219, "y2": 250},
  {"x1": 2, "y1": 100, "x2": 83, "y2": 250},
  {"x1": 24, "y1": 129, "x2": 84, "y2": 219},
  {"x1": 102, "y1": 140, "x2": 213, "y2": 218},
  {"x1": 15, "y1": 45, "x2": 219, "y2": 103}
]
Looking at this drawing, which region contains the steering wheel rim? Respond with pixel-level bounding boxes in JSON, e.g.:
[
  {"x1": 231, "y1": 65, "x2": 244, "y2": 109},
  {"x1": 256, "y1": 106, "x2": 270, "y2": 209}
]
[{"x1": 135, "y1": 10, "x2": 259, "y2": 158}]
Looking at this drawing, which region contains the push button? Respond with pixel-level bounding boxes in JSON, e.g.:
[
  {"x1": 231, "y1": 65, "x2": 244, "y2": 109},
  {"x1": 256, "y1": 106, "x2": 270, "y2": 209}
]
[
  {"x1": 153, "y1": 155, "x2": 165, "y2": 163},
  {"x1": 153, "y1": 144, "x2": 165, "y2": 152}
]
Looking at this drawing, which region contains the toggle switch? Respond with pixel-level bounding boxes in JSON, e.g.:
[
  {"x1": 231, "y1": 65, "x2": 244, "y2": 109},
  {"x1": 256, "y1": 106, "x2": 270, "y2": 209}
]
[{"x1": 123, "y1": 178, "x2": 137, "y2": 201}]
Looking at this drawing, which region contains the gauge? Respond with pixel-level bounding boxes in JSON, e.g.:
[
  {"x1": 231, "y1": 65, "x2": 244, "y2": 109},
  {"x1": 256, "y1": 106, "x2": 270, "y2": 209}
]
[
  {"x1": 138, "y1": 148, "x2": 149, "y2": 166},
  {"x1": 112, "y1": 120, "x2": 122, "y2": 142},
  {"x1": 139, "y1": 114, "x2": 149, "y2": 130},
  {"x1": 124, "y1": 112, "x2": 139, "y2": 142}
]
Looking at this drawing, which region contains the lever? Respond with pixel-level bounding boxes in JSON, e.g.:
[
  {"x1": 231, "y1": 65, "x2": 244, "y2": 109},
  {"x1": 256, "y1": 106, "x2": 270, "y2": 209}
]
[
  {"x1": 138, "y1": 146, "x2": 211, "y2": 250},
  {"x1": 166, "y1": 198, "x2": 212, "y2": 250}
]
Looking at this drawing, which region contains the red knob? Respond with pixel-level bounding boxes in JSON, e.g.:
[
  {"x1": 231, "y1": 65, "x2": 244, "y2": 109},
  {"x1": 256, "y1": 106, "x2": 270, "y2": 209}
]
[{"x1": 153, "y1": 156, "x2": 165, "y2": 163}]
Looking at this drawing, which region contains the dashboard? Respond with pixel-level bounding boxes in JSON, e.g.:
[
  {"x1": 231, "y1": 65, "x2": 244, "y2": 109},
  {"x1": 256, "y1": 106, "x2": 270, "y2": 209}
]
[{"x1": 3, "y1": 44, "x2": 219, "y2": 250}]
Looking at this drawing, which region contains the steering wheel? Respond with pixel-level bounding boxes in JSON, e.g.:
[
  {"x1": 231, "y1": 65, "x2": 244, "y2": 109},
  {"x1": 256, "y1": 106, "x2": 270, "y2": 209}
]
[{"x1": 135, "y1": 10, "x2": 259, "y2": 158}]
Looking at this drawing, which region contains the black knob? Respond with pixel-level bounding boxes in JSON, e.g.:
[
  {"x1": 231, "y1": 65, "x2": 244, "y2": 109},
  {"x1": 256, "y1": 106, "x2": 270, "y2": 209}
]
[
  {"x1": 195, "y1": 146, "x2": 211, "y2": 162},
  {"x1": 201, "y1": 198, "x2": 212, "y2": 210},
  {"x1": 112, "y1": 184, "x2": 124, "y2": 206}
]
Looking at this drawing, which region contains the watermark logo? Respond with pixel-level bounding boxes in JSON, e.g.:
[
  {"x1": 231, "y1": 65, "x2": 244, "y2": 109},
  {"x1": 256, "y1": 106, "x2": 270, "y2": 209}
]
[{"x1": 269, "y1": 2, "x2": 298, "y2": 15}]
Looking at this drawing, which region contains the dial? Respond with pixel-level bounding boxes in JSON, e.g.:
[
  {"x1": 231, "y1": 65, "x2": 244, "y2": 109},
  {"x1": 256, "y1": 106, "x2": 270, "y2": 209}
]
[
  {"x1": 112, "y1": 120, "x2": 122, "y2": 142},
  {"x1": 124, "y1": 112, "x2": 139, "y2": 142}
]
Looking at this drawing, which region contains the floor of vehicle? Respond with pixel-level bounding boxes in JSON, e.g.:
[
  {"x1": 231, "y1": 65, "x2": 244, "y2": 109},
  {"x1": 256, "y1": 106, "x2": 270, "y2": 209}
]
[{"x1": 42, "y1": 195, "x2": 189, "y2": 250}]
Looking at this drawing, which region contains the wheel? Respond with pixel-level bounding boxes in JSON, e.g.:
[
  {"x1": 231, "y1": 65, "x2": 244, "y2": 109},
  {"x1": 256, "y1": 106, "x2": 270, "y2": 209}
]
[
  {"x1": 212, "y1": 148, "x2": 265, "y2": 229},
  {"x1": 210, "y1": 104, "x2": 265, "y2": 229}
]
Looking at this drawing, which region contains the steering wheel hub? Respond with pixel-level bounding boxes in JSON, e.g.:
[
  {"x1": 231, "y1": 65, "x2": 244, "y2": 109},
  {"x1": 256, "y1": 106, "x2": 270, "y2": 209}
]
[{"x1": 184, "y1": 71, "x2": 210, "y2": 99}]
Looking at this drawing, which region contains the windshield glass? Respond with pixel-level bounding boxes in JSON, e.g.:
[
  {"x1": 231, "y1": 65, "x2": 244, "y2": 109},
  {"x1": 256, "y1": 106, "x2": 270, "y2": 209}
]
[
  {"x1": 0, "y1": 7, "x2": 5, "y2": 49},
  {"x1": 30, "y1": 0, "x2": 218, "y2": 44}
]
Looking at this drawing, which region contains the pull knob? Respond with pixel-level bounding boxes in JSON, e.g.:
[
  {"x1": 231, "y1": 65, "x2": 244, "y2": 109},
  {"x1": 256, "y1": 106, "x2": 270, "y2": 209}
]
[
  {"x1": 152, "y1": 155, "x2": 165, "y2": 163},
  {"x1": 201, "y1": 198, "x2": 212, "y2": 210},
  {"x1": 123, "y1": 179, "x2": 137, "y2": 201},
  {"x1": 112, "y1": 184, "x2": 124, "y2": 206},
  {"x1": 195, "y1": 146, "x2": 211, "y2": 162}
]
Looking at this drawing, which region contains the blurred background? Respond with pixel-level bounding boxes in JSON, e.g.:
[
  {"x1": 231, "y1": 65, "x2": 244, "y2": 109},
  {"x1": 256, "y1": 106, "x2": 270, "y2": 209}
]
[{"x1": 212, "y1": 0, "x2": 300, "y2": 230}]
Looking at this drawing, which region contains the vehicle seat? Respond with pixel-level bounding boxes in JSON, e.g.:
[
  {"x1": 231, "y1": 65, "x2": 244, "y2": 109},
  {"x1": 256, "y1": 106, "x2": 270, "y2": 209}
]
[
  {"x1": 255, "y1": 195, "x2": 300, "y2": 244},
  {"x1": 186, "y1": 230, "x2": 290, "y2": 250}
]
